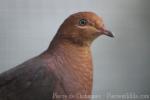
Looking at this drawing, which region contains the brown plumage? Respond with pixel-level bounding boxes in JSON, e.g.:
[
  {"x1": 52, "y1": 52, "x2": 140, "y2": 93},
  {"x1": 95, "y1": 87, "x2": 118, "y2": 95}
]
[{"x1": 0, "y1": 11, "x2": 113, "y2": 100}]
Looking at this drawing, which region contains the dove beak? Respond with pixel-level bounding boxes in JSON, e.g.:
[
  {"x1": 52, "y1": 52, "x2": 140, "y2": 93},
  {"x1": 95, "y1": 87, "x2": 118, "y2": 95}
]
[
  {"x1": 102, "y1": 29, "x2": 114, "y2": 37},
  {"x1": 97, "y1": 27, "x2": 114, "y2": 38}
]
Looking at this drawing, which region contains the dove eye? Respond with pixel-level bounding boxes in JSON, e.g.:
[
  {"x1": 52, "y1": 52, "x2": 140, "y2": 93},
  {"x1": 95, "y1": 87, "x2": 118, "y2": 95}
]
[{"x1": 79, "y1": 19, "x2": 87, "y2": 26}]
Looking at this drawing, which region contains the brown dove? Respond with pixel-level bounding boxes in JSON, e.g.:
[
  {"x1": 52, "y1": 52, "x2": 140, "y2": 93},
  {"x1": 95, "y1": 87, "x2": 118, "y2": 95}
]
[{"x1": 0, "y1": 11, "x2": 113, "y2": 100}]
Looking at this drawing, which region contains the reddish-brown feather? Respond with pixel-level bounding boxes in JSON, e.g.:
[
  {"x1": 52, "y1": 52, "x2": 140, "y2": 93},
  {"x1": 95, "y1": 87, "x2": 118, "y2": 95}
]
[{"x1": 0, "y1": 11, "x2": 113, "y2": 100}]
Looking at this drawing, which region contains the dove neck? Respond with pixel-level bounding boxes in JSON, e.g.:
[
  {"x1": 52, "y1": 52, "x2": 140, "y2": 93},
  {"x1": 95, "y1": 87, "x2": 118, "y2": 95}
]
[
  {"x1": 45, "y1": 36, "x2": 93, "y2": 95},
  {"x1": 48, "y1": 34, "x2": 92, "y2": 51},
  {"x1": 47, "y1": 34, "x2": 93, "y2": 66},
  {"x1": 48, "y1": 38, "x2": 91, "y2": 55},
  {"x1": 47, "y1": 32, "x2": 93, "y2": 63},
  {"x1": 48, "y1": 37, "x2": 93, "y2": 94}
]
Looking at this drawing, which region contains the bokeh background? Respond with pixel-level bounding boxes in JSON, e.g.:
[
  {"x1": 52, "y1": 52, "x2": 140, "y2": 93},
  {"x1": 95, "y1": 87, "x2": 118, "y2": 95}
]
[{"x1": 0, "y1": 0, "x2": 150, "y2": 99}]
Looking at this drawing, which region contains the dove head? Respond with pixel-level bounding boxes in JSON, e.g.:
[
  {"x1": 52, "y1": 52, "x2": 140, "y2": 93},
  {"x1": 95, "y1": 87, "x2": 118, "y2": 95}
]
[{"x1": 56, "y1": 12, "x2": 114, "y2": 46}]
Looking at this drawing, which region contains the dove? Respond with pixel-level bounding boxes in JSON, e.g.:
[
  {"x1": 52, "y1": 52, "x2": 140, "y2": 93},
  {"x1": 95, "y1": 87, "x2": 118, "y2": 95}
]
[{"x1": 0, "y1": 11, "x2": 113, "y2": 100}]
